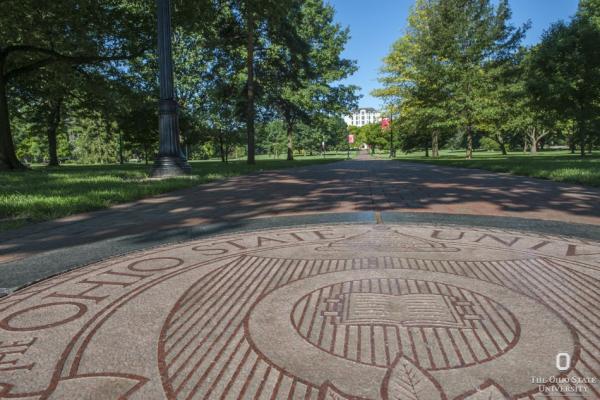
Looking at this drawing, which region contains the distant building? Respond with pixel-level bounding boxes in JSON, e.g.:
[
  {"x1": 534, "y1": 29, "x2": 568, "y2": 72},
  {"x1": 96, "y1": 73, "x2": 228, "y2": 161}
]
[{"x1": 343, "y1": 107, "x2": 382, "y2": 127}]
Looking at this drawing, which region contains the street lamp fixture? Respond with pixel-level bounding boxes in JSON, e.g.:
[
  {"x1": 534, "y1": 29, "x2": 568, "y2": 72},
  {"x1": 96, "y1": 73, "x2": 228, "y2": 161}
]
[
  {"x1": 381, "y1": 116, "x2": 395, "y2": 158},
  {"x1": 151, "y1": 0, "x2": 191, "y2": 178}
]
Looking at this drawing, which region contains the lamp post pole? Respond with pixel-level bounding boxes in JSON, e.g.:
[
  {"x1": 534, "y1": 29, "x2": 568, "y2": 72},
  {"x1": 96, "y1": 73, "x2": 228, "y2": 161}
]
[
  {"x1": 389, "y1": 113, "x2": 395, "y2": 158},
  {"x1": 151, "y1": 0, "x2": 191, "y2": 178}
]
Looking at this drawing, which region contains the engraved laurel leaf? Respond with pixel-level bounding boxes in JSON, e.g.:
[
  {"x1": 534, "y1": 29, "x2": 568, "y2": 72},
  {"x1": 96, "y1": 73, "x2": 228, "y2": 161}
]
[
  {"x1": 46, "y1": 374, "x2": 147, "y2": 399},
  {"x1": 382, "y1": 356, "x2": 444, "y2": 400},
  {"x1": 317, "y1": 381, "x2": 359, "y2": 400},
  {"x1": 459, "y1": 380, "x2": 510, "y2": 400}
]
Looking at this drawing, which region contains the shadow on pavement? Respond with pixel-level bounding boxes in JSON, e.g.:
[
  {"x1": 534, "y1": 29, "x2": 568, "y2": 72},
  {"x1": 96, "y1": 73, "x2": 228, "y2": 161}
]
[{"x1": 1, "y1": 154, "x2": 599, "y2": 265}]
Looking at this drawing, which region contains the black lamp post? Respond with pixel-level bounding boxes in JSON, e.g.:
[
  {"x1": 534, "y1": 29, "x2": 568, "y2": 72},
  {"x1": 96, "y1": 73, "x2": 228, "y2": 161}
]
[
  {"x1": 389, "y1": 113, "x2": 394, "y2": 158},
  {"x1": 150, "y1": 0, "x2": 191, "y2": 178}
]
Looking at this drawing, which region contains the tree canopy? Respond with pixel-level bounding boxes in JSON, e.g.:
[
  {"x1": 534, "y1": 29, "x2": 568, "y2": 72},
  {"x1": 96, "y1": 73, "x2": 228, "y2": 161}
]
[
  {"x1": 375, "y1": 0, "x2": 599, "y2": 158},
  {"x1": 0, "y1": 0, "x2": 358, "y2": 170}
]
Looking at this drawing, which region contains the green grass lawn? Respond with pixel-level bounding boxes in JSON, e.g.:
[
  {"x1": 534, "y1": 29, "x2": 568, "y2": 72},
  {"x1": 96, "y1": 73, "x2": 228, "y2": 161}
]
[
  {"x1": 391, "y1": 149, "x2": 600, "y2": 187},
  {"x1": 0, "y1": 153, "x2": 349, "y2": 231}
]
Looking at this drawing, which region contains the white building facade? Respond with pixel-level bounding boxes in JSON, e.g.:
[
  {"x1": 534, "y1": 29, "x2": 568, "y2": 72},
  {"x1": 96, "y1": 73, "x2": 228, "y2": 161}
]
[{"x1": 343, "y1": 107, "x2": 382, "y2": 127}]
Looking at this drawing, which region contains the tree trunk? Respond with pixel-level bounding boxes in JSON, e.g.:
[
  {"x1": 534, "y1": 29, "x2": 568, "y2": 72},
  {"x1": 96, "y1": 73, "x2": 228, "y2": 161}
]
[
  {"x1": 528, "y1": 127, "x2": 548, "y2": 154},
  {"x1": 431, "y1": 131, "x2": 439, "y2": 158},
  {"x1": 495, "y1": 134, "x2": 507, "y2": 155},
  {"x1": 579, "y1": 126, "x2": 585, "y2": 157},
  {"x1": 46, "y1": 99, "x2": 62, "y2": 167},
  {"x1": 425, "y1": 147, "x2": 429, "y2": 157},
  {"x1": 0, "y1": 72, "x2": 25, "y2": 170},
  {"x1": 245, "y1": 12, "x2": 256, "y2": 165},
  {"x1": 286, "y1": 119, "x2": 294, "y2": 161},
  {"x1": 219, "y1": 131, "x2": 226, "y2": 162},
  {"x1": 530, "y1": 128, "x2": 538, "y2": 154},
  {"x1": 569, "y1": 134, "x2": 575, "y2": 154},
  {"x1": 101, "y1": 112, "x2": 118, "y2": 164},
  {"x1": 118, "y1": 132, "x2": 124, "y2": 164},
  {"x1": 465, "y1": 125, "x2": 473, "y2": 159}
]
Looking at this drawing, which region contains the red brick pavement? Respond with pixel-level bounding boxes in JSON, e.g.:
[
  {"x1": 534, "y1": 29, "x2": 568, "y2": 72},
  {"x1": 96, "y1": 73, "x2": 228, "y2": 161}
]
[{"x1": 1, "y1": 152, "x2": 599, "y2": 264}]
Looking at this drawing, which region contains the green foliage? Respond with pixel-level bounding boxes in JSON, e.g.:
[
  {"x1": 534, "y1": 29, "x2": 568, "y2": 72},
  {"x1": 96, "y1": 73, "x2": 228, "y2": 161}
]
[
  {"x1": 260, "y1": 0, "x2": 358, "y2": 160},
  {"x1": 375, "y1": 0, "x2": 527, "y2": 158},
  {"x1": 527, "y1": 5, "x2": 600, "y2": 155},
  {"x1": 354, "y1": 123, "x2": 388, "y2": 152},
  {"x1": 257, "y1": 115, "x2": 348, "y2": 156},
  {"x1": 0, "y1": 0, "x2": 155, "y2": 169},
  {"x1": 375, "y1": 0, "x2": 600, "y2": 159},
  {"x1": 1, "y1": 0, "x2": 358, "y2": 171},
  {"x1": 479, "y1": 136, "x2": 501, "y2": 151},
  {"x1": 69, "y1": 117, "x2": 117, "y2": 164}
]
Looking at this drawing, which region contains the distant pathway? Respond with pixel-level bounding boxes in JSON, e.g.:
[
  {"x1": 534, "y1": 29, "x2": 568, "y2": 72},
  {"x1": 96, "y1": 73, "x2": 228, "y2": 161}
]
[{"x1": 1, "y1": 151, "x2": 599, "y2": 266}]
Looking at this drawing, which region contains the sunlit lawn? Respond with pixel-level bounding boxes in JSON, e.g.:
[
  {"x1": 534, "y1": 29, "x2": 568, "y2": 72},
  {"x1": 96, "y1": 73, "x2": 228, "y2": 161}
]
[
  {"x1": 390, "y1": 149, "x2": 600, "y2": 188},
  {"x1": 0, "y1": 153, "x2": 349, "y2": 231}
]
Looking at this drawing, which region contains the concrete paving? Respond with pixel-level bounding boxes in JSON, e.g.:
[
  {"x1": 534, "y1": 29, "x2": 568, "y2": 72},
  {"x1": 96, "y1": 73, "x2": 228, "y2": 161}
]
[
  {"x1": 1, "y1": 153, "x2": 599, "y2": 265},
  {"x1": 0, "y1": 223, "x2": 599, "y2": 399}
]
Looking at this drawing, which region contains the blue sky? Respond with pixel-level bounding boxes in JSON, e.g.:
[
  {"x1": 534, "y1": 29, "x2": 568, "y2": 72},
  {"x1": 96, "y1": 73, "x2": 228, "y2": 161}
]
[{"x1": 328, "y1": 0, "x2": 580, "y2": 109}]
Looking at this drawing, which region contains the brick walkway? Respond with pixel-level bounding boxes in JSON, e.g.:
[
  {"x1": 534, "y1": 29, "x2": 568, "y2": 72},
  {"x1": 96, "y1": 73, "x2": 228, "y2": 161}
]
[{"x1": 1, "y1": 152, "x2": 599, "y2": 264}]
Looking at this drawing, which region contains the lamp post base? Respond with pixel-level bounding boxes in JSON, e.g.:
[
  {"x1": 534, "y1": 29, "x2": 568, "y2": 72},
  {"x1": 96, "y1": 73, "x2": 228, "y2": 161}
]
[{"x1": 150, "y1": 155, "x2": 192, "y2": 178}]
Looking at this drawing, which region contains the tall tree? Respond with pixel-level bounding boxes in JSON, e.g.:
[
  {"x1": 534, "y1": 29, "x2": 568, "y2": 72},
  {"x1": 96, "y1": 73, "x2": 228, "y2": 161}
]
[
  {"x1": 264, "y1": 0, "x2": 357, "y2": 160},
  {"x1": 218, "y1": 0, "x2": 330, "y2": 164},
  {"x1": 527, "y1": 4, "x2": 600, "y2": 156},
  {"x1": 10, "y1": 66, "x2": 70, "y2": 166},
  {"x1": 374, "y1": 0, "x2": 458, "y2": 158},
  {"x1": 430, "y1": 0, "x2": 525, "y2": 159},
  {"x1": 376, "y1": 0, "x2": 526, "y2": 159},
  {"x1": 0, "y1": 1, "x2": 153, "y2": 170},
  {"x1": 20, "y1": 65, "x2": 125, "y2": 166},
  {"x1": 478, "y1": 48, "x2": 528, "y2": 155}
]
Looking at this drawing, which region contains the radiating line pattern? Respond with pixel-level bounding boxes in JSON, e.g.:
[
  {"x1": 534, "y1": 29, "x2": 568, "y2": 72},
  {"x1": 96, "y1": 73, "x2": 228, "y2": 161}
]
[
  {"x1": 158, "y1": 254, "x2": 600, "y2": 400},
  {"x1": 291, "y1": 278, "x2": 517, "y2": 371}
]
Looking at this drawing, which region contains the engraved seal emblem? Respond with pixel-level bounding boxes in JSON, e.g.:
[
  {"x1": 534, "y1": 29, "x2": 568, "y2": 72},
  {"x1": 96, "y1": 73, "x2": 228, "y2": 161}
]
[{"x1": 0, "y1": 224, "x2": 598, "y2": 399}]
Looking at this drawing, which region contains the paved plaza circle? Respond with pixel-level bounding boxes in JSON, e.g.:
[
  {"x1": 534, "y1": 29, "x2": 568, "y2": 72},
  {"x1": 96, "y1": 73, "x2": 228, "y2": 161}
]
[{"x1": 0, "y1": 223, "x2": 599, "y2": 399}]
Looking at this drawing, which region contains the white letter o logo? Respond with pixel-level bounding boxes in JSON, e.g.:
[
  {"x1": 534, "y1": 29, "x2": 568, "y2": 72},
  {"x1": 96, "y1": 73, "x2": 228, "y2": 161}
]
[{"x1": 556, "y1": 353, "x2": 571, "y2": 371}]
